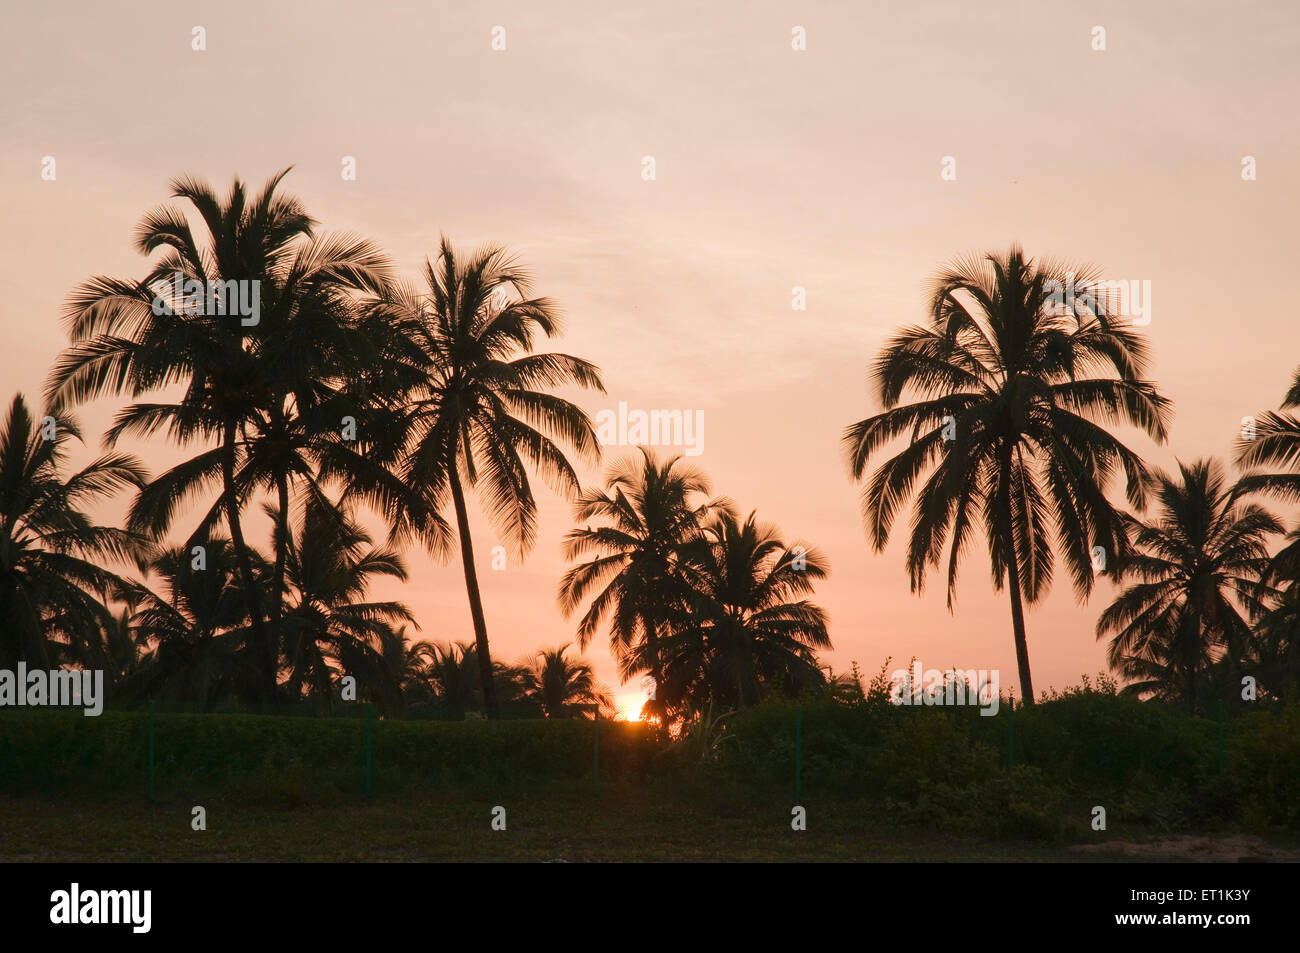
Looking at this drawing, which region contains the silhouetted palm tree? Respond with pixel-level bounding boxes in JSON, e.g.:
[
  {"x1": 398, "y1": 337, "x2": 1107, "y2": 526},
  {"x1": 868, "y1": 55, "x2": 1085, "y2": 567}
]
[
  {"x1": 123, "y1": 538, "x2": 265, "y2": 708},
  {"x1": 844, "y1": 246, "x2": 1171, "y2": 704},
  {"x1": 278, "y1": 496, "x2": 413, "y2": 712},
  {"x1": 632, "y1": 510, "x2": 831, "y2": 716},
  {"x1": 49, "y1": 169, "x2": 399, "y2": 705},
  {"x1": 519, "y1": 644, "x2": 614, "y2": 718},
  {"x1": 386, "y1": 238, "x2": 605, "y2": 717},
  {"x1": 1236, "y1": 366, "x2": 1300, "y2": 698},
  {"x1": 1235, "y1": 365, "x2": 1300, "y2": 501},
  {"x1": 558, "y1": 449, "x2": 728, "y2": 722},
  {"x1": 0, "y1": 393, "x2": 147, "y2": 669},
  {"x1": 49, "y1": 170, "x2": 300, "y2": 702},
  {"x1": 1097, "y1": 459, "x2": 1279, "y2": 712},
  {"x1": 1254, "y1": 534, "x2": 1300, "y2": 700}
]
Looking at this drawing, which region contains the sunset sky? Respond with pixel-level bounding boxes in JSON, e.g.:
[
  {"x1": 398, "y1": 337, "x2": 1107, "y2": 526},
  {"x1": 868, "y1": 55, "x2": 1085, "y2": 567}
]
[{"x1": 2, "y1": 1, "x2": 1297, "y2": 715}]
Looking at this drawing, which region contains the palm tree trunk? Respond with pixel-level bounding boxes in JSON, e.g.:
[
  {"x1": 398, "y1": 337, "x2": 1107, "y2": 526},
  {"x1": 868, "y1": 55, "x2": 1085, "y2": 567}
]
[
  {"x1": 221, "y1": 417, "x2": 275, "y2": 708},
  {"x1": 998, "y1": 454, "x2": 1035, "y2": 707},
  {"x1": 448, "y1": 465, "x2": 500, "y2": 720},
  {"x1": 1004, "y1": 546, "x2": 1035, "y2": 707},
  {"x1": 270, "y1": 469, "x2": 290, "y2": 635}
]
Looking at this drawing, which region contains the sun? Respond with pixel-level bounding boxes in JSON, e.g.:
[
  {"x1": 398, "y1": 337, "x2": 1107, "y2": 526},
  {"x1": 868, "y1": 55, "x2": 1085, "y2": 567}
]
[{"x1": 615, "y1": 691, "x2": 649, "y2": 721}]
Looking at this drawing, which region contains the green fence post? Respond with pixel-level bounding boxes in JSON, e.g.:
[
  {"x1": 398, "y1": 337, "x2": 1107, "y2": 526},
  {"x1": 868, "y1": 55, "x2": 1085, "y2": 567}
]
[
  {"x1": 364, "y1": 703, "x2": 374, "y2": 797},
  {"x1": 147, "y1": 699, "x2": 156, "y2": 801},
  {"x1": 593, "y1": 712, "x2": 600, "y2": 796},
  {"x1": 1216, "y1": 699, "x2": 1225, "y2": 776},
  {"x1": 794, "y1": 704, "x2": 803, "y2": 801},
  {"x1": 1007, "y1": 697, "x2": 1015, "y2": 770}
]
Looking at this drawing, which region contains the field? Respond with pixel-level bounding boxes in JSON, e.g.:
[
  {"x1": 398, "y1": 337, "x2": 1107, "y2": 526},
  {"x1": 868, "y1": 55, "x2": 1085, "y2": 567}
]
[{"x1": 3, "y1": 694, "x2": 1299, "y2": 862}]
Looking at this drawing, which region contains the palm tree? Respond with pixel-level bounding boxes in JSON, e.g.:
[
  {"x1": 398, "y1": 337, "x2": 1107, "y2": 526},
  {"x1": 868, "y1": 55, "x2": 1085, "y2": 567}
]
[
  {"x1": 519, "y1": 644, "x2": 614, "y2": 718},
  {"x1": 1235, "y1": 365, "x2": 1300, "y2": 501},
  {"x1": 0, "y1": 393, "x2": 148, "y2": 669},
  {"x1": 1096, "y1": 459, "x2": 1280, "y2": 712},
  {"x1": 386, "y1": 238, "x2": 605, "y2": 718},
  {"x1": 558, "y1": 449, "x2": 729, "y2": 722},
  {"x1": 843, "y1": 246, "x2": 1171, "y2": 705},
  {"x1": 48, "y1": 170, "x2": 307, "y2": 702},
  {"x1": 47, "y1": 169, "x2": 399, "y2": 706},
  {"x1": 122, "y1": 538, "x2": 265, "y2": 708},
  {"x1": 278, "y1": 496, "x2": 414, "y2": 713},
  {"x1": 630, "y1": 510, "x2": 831, "y2": 716},
  {"x1": 1236, "y1": 366, "x2": 1300, "y2": 699},
  {"x1": 1254, "y1": 533, "x2": 1300, "y2": 700}
]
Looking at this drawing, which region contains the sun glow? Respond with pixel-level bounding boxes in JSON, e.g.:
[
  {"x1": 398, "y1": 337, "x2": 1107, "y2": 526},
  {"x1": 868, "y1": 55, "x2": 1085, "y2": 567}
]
[{"x1": 615, "y1": 691, "x2": 649, "y2": 721}]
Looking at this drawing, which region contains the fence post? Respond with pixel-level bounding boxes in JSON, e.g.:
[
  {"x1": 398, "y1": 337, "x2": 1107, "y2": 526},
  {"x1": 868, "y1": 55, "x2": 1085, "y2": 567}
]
[
  {"x1": 147, "y1": 699, "x2": 156, "y2": 801},
  {"x1": 593, "y1": 711, "x2": 600, "y2": 796},
  {"x1": 794, "y1": 704, "x2": 803, "y2": 801},
  {"x1": 1007, "y1": 697, "x2": 1015, "y2": 770},
  {"x1": 364, "y1": 703, "x2": 374, "y2": 797},
  {"x1": 1216, "y1": 699, "x2": 1225, "y2": 776}
]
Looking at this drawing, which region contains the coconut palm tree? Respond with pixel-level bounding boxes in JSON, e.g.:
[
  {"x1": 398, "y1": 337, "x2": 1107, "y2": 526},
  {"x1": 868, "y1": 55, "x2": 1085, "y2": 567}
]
[
  {"x1": 385, "y1": 238, "x2": 605, "y2": 718},
  {"x1": 47, "y1": 169, "x2": 309, "y2": 702},
  {"x1": 47, "y1": 169, "x2": 401, "y2": 706},
  {"x1": 122, "y1": 538, "x2": 265, "y2": 709},
  {"x1": 0, "y1": 393, "x2": 148, "y2": 669},
  {"x1": 1235, "y1": 365, "x2": 1300, "y2": 501},
  {"x1": 1096, "y1": 459, "x2": 1280, "y2": 712},
  {"x1": 1236, "y1": 366, "x2": 1300, "y2": 699},
  {"x1": 630, "y1": 510, "x2": 831, "y2": 716},
  {"x1": 843, "y1": 246, "x2": 1172, "y2": 705},
  {"x1": 278, "y1": 496, "x2": 414, "y2": 712},
  {"x1": 519, "y1": 644, "x2": 614, "y2": 718},
  {"x1": 558, "y1": 449, "x2": 729, "y2": 722}
]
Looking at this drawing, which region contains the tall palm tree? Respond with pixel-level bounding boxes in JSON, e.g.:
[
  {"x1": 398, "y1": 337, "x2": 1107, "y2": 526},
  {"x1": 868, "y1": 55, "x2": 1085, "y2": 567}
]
[
  {"x1": 0, "y1": 393, "x2": 148, "y2": 669},
  {"x1": 843, "y1": 246, "x2": 1171, "y2": 705},
  {"x1": 1096, "y1": 459, "x2": 1280, "y2": 712},
  {"x1": 630, "y1": 510, "x2": 831, "y2": 716},
  {"x1": 386, "y1": 238, "x2": 605, "y2": 718},
  {"x1": 278, "y1": 496, "x2": 414, "y2": 712},
  {"x1": 48, "y1": 169, "x2": 396, "y2": 705},
  {"x1": 48, "y1": 169, "x2": 306, "y2": 702},
  {"x1": 558, "y1": 449, "x2": 729, "y2": 722},
  {"x1": 519, "y1": 644, "x2": 614, "y2": 719}
]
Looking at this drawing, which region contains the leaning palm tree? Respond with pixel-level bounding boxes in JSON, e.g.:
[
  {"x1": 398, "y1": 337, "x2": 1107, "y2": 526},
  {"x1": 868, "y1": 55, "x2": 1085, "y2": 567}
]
[
  {"x1": 386, "y1": 237, "x2": 605, "y2": 718},
  {"x1": 558, "y1": 449, "x2": 729, "y2": 722},
  {"x1": 843, "y1": 246, "x2": 1172, "y2": 704},
  {"x1": 1096, "y1": 459, "x2": 1280, "y2": 712},
  {"x1": 631, "y1": 510, "x2": 831, "y2": 716},
  {"x1": 519, "y1": 644, "x2": 614, "y2": 719},
  {"x1": 0, "y1": 393, "x2": 148, "y2": 669}
]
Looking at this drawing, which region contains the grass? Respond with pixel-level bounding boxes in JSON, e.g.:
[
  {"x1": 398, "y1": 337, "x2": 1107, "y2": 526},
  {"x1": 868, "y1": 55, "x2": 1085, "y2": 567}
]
[
  {"x1": 4, "y1": 697, "x2": 1298, "y2": 861},
  {"x1": 2, "y1": 785, "x2": 1129, "y2": 862}
]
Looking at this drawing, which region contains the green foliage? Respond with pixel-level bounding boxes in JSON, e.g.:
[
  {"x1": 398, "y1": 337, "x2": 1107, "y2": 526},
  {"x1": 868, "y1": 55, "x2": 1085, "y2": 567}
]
[
  {"x1": 698, "y1": 690, "x2": 1300, "y2": 839},
  {"x1": 0, "y1": 709, "x2": 653, "y2": 801}
]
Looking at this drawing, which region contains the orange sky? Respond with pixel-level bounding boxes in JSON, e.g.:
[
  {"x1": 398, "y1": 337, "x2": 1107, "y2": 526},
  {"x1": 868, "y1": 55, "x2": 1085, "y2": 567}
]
[{"x1": 2, "y1": 1, "x2": 1298, "y2": 712}]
